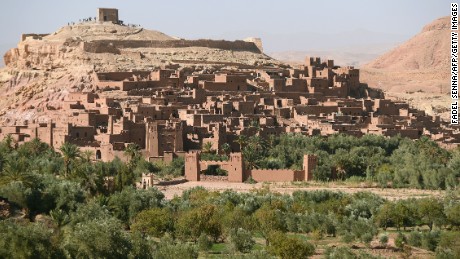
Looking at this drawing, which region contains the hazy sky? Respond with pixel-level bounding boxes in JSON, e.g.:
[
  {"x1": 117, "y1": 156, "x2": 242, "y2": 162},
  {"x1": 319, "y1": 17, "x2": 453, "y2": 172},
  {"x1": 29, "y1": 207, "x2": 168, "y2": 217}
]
[{"x1": 0, "y1": 0, "x2": 451, "y2": 54}]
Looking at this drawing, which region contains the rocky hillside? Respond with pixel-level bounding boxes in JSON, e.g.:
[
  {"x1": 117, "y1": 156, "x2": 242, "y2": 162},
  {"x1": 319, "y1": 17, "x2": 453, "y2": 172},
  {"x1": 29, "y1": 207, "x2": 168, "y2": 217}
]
[
  {"x1": 364, "y1": 17, "x2": 449, "y2": 71},
  {"x1": 360, "y1": 16, "x2": 450, "y2": 119},
  {"x1": 0, "y1": 22, "x2": 279, "y2": 124}
]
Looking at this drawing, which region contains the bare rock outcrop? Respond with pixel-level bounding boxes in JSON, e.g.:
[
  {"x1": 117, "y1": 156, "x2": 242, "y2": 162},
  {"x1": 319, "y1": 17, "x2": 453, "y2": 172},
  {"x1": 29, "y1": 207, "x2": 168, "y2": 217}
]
[
  {"x1": 360, "y1": 16, "x2": 450, "y2": 119},
  {"x1": 0, "y1": 22, "x2": 278, "y2": 124}
]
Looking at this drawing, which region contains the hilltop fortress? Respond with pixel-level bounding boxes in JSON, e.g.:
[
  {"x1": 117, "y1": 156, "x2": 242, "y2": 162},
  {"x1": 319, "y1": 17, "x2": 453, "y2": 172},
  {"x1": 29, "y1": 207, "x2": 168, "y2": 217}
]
[
  {"x1": 3, "y1": 8, "x2": 267, "y2": 72},
  {"x1": 0, "y1": 9, "x2": 459, "y2": 183}
]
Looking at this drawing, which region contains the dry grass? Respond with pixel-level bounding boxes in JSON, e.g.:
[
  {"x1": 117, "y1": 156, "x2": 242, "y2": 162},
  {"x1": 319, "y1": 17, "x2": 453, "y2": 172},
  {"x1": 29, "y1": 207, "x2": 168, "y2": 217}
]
[{"x1": 158, "y1": 180, "x2": 445, "y2": 201}]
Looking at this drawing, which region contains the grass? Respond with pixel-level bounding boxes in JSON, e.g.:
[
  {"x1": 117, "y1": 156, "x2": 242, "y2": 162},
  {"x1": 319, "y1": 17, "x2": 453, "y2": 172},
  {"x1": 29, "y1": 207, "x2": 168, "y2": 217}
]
[
  {"x1": 198, "y1": 230, "x2": 437, "y2": 259},
  {"x1": 209, "y1": 243, "x2": 228, "y2": 254}
]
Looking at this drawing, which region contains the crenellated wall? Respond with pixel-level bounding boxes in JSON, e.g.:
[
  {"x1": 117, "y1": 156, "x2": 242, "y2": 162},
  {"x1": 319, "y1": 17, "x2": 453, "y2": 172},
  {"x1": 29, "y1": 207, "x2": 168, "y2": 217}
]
[
  {"x1": 184, "y1": 151, "x2": 318, "y2": 183},
  {"x1": 250, "y1": 169, "x2": 304, "y2": 182},
  {"x1": 81, "y1": 39, "x2": 262, "y2": 53}
]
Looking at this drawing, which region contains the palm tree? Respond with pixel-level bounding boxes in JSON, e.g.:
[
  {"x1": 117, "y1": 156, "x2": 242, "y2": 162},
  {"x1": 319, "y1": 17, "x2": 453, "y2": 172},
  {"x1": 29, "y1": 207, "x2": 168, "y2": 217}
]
[
  {"x1": 82, "y1": 150, "x2": 94, "y2": 163},
  {"x1": 202, "y1": 141, "x2": 214, "y2": 154},
  {"x1": 49, "y1": 209, "x2": 70, "y2": 228},
  {"x1": 1, "y1": 134, "x2": 16, "y2": 151},
  {"x1": 234, "y1": 135, "x2": 248, "y2": 152},
  {"x1": 124, "y1": 143, "x2": 140, "y2": 166},
  {"x1": 0, "y1": 157, "x2": 34, "y2": 187},
  {"x1": 59, "y1": 143, "x2": 81, "y2": 178},
  {"x1": 220, "y1": 143, "x2": 231, "y2": 155}
]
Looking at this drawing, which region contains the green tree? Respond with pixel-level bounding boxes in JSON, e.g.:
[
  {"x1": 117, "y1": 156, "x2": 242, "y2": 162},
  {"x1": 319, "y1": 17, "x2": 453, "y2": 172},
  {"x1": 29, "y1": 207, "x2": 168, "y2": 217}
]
[
  {"x1": 176, "y1": 204, "x2": 222, "y2": 242},
  {"x1": 221, "y1": 143, "x2": 231, "y2": 155},
  {"x1": 0, "y1": 157, "x2": 35, "y2": 188},
  {"x1": 42, "y1": 179, "x2": 86, "y2": 213},
  {"x1": 324, "y1": 246, "x2": 356, "y2": 259},
  {"x1": 374, "y1": 202, "x2": 394, "y2": 230},
  {"x1": 254, "y1": 205, "x2": 286, "y2": 245},
  {"x1": 234, "y1": 135, "x2": 248, "y2": 151},
  {"x1": 124, "y1": 143, "x2": 141, "y2": 168},
  {"x1": 379, "y1": 233, "x2": 389, "y2": 247},
  {"x1": 395, "y1": 232, "x2": 407, "y2": 250},
  {"x1": 435, "y1": 231, "x2": 460, "y2": 259},
  {"x1": 0, "y1": 181, "x2": 41, "y2": 218},
  {"x1": 1, "y1": 134, "x2": 16, "y2": 152},
  {"x1": 131, "y1": 207, "x2": 174, "y2": 237},
  {"x1": 418, "y1": 198, "x2": 446, "y2": 230},
  {"x1": 445, "y1": 203, "x2": 460, "y2": 229},
  {"x1": 154, "y1": 235, "x2": 198, "y2": 259},
  {"x1": 267, "y1": 231, "x2": 315, "y2": 259},
  {"x1": 59, "y1": 142, "x2": 81, "y2": 178},
  {"x1": 108, "y1": 187, "x2": 164, "y2": 225},
  {"x1": 81, "y1": 150, "x2": 94, "y2": 163},
  {"x1": 62, "y1": 217, "x2": 132, "y2": 259},
  {"x1": 376, "y1": 164, "x2": 393, "y2": 188},
  {"x1": 0, "y1": 220, "x2": 63, "y2": 258},
  {"x1": 197, "y1": 233, "x2": 213, "y2": 251},
  {"x1": 229, "y1": 228, "x2": 255, "y2": 253},
  {"x1": 202, "y1": 141, "x2": 214, "y2": 154}
]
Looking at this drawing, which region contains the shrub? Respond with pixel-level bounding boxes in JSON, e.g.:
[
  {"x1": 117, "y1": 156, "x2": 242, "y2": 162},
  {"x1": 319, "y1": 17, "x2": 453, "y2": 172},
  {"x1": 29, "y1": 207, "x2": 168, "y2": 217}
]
[
  {"x1": 421, "y1": 230, "x2": 440, "y2": 252},
  {"x1": 0, "y1": 220, "x2": 64, "y2": 258},
  {"x1": 229, "y1": 228, "x2": 255, "y2": 253},
  {"x1": 341, "y1": 232, "x2": 355, "y2": 243},
  {"x1": 435, "y1": 231, "x2": 460, "y2": 258},
  {"x1": 395, "y1": 232, "x2": 407, "y2": 249},
  {"x1": 324, "y1": 246, "x2": 355, "y2": 259},
  {"x1": 267, "y1": 231, "x2": 315, "y2": 259},
  {"x1": 245, "y1": 176, "x2": 257, "y2": 184},
  {"x1": 131, "y1": 207, "x2": 174, "y2": 237},
  {"x1": 62, "y1": 217, "x2": 132, "y2": 258},
  {"x1": 361, "y1": 233, "x2": 374, "y2": 245},
  {"x1": 407, "y1": 231, "x2": 422, "y2": 247},
  {"x1": 197, "y1": 233, "x2": 213, "y2": 251},
  {"x1": 154, "y1": 234, "x2": 198, "y2": 259},
  {"x1": 379, "y1": 233, "x2": 389, "y2": 246}
]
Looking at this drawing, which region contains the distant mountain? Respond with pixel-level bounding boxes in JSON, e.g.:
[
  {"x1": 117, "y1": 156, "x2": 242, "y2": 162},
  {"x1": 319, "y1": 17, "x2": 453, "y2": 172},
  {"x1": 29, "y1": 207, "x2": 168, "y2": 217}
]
[
  {"x1": 364, "y1": 17, "x2": 449, "y2": 71},
  {"x1": 268, "y1": 43, "x2": 397, "y2": 67},
  {"x1": 360, "y1": 16, "x2": 450, "y2": 120}
]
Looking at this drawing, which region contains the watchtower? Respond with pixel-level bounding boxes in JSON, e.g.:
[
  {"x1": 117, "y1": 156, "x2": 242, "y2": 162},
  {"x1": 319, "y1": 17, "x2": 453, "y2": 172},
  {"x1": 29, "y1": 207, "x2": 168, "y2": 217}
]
[
  {"x1": 303, "y1": 154, "x2": 317, "y2": 181},
  {"x1": 228, "y1": 153, "x2": 244, "y2": 182},
  {"x1": 98, "y1": 8, "x2": 119, "y2": 23},
  {"x1": 185, "y1": 151, "x2": 200, "y2": 181}
]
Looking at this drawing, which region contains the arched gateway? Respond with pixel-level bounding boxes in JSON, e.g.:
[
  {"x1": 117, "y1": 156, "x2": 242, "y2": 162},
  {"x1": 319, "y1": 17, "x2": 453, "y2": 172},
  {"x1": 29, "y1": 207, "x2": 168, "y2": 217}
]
[{"x1": 185, "y1": 151, "x2": 317, "y2": 183}]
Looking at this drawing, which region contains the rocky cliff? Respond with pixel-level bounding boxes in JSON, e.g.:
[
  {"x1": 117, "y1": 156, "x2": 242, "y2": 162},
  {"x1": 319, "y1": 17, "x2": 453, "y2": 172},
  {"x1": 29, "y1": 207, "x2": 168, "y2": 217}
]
[
  {"x1": 360, "y1": 16, "x2": 450, "y2": 119},
  {"x1": 0, "y1": 22, "x2": 278, "y2": 124}
]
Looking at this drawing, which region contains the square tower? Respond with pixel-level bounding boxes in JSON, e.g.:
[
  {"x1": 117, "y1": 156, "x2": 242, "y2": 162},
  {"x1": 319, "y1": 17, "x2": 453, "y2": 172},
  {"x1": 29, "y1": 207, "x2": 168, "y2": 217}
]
[
  {"x1": 98, "y1": 8, "x2": 119, "y2": 23},
  {"x1": 185, "y1": 151, "x2": 200, "y2": 181},
  {"x1": 228, "y1": 153, "x2": 244, "y2": 182},
  {"x1": 303, "y1": 154, "x2": 317, "y2": 181}
]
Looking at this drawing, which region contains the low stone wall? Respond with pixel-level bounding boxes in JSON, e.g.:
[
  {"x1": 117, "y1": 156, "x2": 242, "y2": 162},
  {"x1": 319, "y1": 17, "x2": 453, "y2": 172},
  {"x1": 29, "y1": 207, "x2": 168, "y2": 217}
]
[
  {"x1": 249, "y1": 169, "x2": 304, "y2": 182},
  {"x1": 200, "y1": 175, "x2": 229, "y2": 182},
  {"x1": 82, "y1": 39, "x2": 262, "y2": 53},
  {"x1": 21, "y1": 34, "x2": 50, "y2": 41}
]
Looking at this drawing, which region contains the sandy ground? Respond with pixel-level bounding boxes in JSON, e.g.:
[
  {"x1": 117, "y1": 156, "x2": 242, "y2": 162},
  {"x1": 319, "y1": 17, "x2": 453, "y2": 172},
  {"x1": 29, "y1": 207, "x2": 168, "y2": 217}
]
[{"x1": 158, "y1": 181, "x2": 445, "y2": 200}]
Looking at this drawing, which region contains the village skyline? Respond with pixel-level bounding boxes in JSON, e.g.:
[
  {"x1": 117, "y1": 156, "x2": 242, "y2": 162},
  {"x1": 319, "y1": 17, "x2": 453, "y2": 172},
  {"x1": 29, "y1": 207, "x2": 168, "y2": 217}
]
[{"x1": 0, "y1": 0, "x2": 450, "y2": 57}]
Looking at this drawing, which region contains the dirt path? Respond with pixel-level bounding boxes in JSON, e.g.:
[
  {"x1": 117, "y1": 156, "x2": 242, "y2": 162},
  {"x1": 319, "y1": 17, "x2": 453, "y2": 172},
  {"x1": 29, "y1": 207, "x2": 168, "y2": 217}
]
[{"x1": 158, "y1": 181, "x2": 444, "y2": 200}]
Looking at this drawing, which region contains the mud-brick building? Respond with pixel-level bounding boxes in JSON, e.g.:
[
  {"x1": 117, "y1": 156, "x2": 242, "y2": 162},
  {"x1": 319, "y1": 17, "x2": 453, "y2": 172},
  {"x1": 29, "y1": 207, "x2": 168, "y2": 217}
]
[{"x1": 185, "y1": 151, "x2": 317, "y2": 183}]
